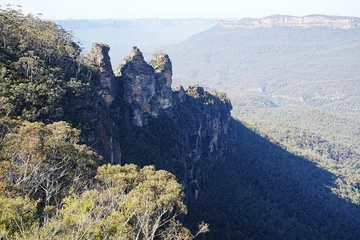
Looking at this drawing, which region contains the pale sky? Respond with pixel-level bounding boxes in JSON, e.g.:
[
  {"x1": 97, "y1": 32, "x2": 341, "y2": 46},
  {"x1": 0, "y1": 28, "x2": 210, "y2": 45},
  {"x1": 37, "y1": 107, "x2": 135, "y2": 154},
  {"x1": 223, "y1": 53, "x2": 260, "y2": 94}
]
[{"x1": 1, "y1": 0, "x2": 359, "y2": 19}]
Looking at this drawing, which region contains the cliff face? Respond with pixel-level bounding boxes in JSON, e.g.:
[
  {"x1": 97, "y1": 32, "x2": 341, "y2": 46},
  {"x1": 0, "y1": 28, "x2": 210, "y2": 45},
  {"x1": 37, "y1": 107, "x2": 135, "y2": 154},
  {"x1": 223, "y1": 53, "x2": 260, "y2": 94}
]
[
  {"x1": 168, "y1": 85, "x2": 235, "y2": 199},
  {"x1": 82, "y1": 43, "x2": 122, "y2": 165},
  {"x1": 88, "y1": 45, "x2": 235, "y2": 199},
  {"x1": 115, "y1": 47, "x2": 174, "y2": 126},
  {"x1": 183, "y1": 86, "x2": 233, "y2": 159},
  {"x1": 89, "y1": 43, "x2": 115, "y2": 104},
  {"x1": 219, "y1": 15, "x2": 360, "y2": 30},
  {"x1": 150, "y1": 52, "x2": 174, "y2": 112}
]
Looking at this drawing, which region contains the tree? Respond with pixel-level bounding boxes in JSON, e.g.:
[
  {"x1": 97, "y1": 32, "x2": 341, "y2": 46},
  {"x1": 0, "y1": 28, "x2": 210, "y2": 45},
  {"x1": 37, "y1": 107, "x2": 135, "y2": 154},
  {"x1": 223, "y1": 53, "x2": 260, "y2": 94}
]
[
  {"x1": 0, "y1": 192, "x2": 38, "y2": 239},
  {"x1": 0, "y1": 6, "x2": 98, "y2": 122},
  {"x1": 0, "y1": 159, "x2": 39, "y2": 239},
  {"x1": 0, "y1": 121, "x2": 101, "y2": 223},
  {"x1": 37, "y1": 164, "x2": 208, "y2": 240}
]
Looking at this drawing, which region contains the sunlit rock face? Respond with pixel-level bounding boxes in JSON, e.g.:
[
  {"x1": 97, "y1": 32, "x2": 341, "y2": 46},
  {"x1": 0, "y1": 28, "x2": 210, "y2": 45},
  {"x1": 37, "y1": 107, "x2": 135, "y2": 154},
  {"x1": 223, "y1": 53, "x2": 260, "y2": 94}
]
[
  {"x1": 150, "y1": 51, "x2": 174, "y2": 113},
  {"x1": 89, "y1": 43, "x2": 116, "y2": 104}
]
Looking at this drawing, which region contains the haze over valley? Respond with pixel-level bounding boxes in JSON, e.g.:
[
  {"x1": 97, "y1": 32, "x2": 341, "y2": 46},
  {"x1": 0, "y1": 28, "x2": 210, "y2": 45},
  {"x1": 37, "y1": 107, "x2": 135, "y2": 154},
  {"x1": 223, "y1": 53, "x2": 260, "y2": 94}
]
[{"x1": 55, "y1": 19, "x2": 219, "y2": 64}]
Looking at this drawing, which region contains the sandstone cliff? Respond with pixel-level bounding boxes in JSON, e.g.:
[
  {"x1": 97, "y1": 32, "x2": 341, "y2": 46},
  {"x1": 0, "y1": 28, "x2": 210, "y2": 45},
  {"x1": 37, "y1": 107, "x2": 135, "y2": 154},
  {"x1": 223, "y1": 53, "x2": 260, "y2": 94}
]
[
  {"x1": 83, "y1": 43, "x2": 121, "y2": 165},
  {"x1": 88, "y1": 45, "x2": 235, "y2": 199},
  {"x1": 115, "y1": 47, "x2": 174, "y2": 126},
  {"x1": 89, "y1": 43, "x2": 116, "y2": 104},
  {"x1": 219, "y1": 14, "x2": 360, "y2": 30}
]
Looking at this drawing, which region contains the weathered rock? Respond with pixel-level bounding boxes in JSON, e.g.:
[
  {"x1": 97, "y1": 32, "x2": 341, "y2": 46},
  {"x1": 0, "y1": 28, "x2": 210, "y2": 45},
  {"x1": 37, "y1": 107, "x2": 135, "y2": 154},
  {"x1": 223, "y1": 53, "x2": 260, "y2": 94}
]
[
  {"x1": 116, "y1": 47, "x2": 157, "y2": 126},
  {"x1": 116, "y1": 47, "x2": 174, "y2": 126},
  {"x1": 185, "y1": 85, "x2": 205, "y2": 98},
  {"x1": 89, "y1": 43, "x2": 115, "y2": 104},
  {"x1": 150, "y1": 52, "x2": 174, "y2": 111},
  {"x1": 84, "y1": 43, "x2": 122, "y2": 164},
  {"x1": 150, "y1": 51, "x2": 173, "y2": 87},
  {"x1": 168, "y1": 85, "x2": 235, "y2": 201},
  {"x1": 91, "y1": 46, "x2": 235, "y2": 201}
]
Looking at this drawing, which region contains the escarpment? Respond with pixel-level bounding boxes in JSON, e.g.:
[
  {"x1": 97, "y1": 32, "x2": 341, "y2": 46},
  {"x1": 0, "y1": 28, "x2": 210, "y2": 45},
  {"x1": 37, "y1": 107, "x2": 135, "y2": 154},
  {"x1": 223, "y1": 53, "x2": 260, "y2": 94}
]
[
  {"x1": 219, "y1": 14, "x2": 360, "y2": 30},
  {"x1": 88, "y1": 44, "x2": 236, "y2": 199}
]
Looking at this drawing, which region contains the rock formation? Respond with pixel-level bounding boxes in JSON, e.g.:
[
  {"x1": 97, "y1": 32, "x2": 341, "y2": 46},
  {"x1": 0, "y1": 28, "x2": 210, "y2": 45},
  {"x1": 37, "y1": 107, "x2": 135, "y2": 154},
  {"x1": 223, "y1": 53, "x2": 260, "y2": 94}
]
[
  {"x1": 173, "y1": 85, "x2": 186, "y2": 103},
  {"x1": 219, "y1": 14, "x2": 360, "y2": 30},
  {"x1": 150, "y1": 51, "x2": 174, "y2": 113},
  {"x1": 88, "y1": 45, "x2": 235, "y2": 199},
  {"x1": 86, "y1": 43, "x2": 121, "y2": 164},
  {"x1": 89, "y1": 43, "x2": 115, "y2": 104},
  {"x1": 166, "y1": 85, "x2": 235, "y2": 200},
  {"x1": 115, "y1": 47, "x2": 174, "y2": 126}
]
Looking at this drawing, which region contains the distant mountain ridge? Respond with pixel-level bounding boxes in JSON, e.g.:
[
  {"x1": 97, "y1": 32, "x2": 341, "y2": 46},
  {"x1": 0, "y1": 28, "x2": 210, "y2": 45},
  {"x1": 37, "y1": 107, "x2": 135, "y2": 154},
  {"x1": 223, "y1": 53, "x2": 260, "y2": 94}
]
[
  {"x1": 54, "y1": 19, "x2": 221, "y2": 30},
  {"x1": 54, "y1": 18, "x2": 219, "y2": 67},
  {"x1": 218, "y1": 14, "x2": 360, "y2": 29}
]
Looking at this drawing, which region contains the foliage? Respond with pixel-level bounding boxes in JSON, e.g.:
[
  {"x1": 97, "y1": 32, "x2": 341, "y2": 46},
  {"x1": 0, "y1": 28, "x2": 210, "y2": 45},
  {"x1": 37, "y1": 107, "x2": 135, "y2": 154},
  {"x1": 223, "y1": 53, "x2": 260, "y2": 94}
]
[
  {"x1": 242, "y1": 118, "x2": 360, "y2": 205},
  {"x1": 0, "y1": 6, "x2": 99, "y2": 122},
  {"x1": 0, "y1": 6, "x2": 208, "y2": 240},
  {"x1": 165, "y1": 21, "x2": 360, "y2": 238},
  {"x1": 0, "y1": 194, "x2": 38, "y2": 239},
  {"x1": 0, "y1": 119, "x2": 206, "y2": 239},
  {"x1": 28, "y1": 164, "x2": 207, "y2": 240},
  {"x1": 167, "y1": 22, "x2": 360, "y2": 192},
  {"x1": 3, "y1": 5, "x2": 360, "y2": 240},
  {"x1": 0, "y1": 121, "x2": 101, "y2": 225}
]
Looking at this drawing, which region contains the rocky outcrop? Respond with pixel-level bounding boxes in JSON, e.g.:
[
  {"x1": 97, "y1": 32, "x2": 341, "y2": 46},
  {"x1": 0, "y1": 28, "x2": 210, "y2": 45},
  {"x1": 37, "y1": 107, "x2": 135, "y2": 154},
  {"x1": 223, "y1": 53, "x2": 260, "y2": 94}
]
[
  {"x1": 219, "y1": 14, "x2": 360, "y2": 30},
  {"x1": 116, "y1": 47, "x2": 174, "y2": 126},
  {"x1": 89, "y1": 43, "x2": 115, "y2": 104},
  {"x1": 87, "y1": 45, "x2": 235, "y2": 200},
  {"x1": 86, "y1": 43, "x2": 122, "y2": 165},
  {"x1": 150, "y1": 52, "x2": 174, "y2": 113},
  {"x1": 113, "y1": 47, "x2": 234, "y2": 158}
]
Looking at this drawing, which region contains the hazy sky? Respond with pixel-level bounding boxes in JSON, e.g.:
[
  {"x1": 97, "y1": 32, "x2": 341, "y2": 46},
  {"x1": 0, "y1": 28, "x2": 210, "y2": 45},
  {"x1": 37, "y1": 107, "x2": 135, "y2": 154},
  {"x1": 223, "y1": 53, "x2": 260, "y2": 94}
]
[{"x1": 1, "y1": 0, "x2": 359, "y2": 19}]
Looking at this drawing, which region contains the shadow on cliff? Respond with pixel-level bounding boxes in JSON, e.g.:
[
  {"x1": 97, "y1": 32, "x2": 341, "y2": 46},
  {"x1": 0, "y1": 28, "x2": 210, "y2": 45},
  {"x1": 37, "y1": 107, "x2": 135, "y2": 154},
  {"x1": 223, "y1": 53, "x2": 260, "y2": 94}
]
[{"x1": 186, "y1": 119, "x2": 360, "y2": 240}]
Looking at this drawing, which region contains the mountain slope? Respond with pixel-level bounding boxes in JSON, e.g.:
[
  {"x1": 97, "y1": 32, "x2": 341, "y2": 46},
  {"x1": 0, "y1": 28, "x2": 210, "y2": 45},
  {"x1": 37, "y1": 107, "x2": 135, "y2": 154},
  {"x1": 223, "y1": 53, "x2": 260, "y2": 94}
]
[
  {"x1": 166, "y1": 16, "x2": 360, "y2": 205},
  {"x1": 169, "y1": 19, "x2": 360, "y2": 104}
]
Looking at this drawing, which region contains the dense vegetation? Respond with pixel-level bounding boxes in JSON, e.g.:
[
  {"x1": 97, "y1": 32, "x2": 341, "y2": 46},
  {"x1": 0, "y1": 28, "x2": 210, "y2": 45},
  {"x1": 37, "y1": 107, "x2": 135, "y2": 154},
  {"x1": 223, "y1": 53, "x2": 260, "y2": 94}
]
[
  {"x1": 0, "y1": 7, "x2": 207, "y2": 239},
  {"x1": 185, "y1": 120, "x2": 360, "y2": 239}
]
